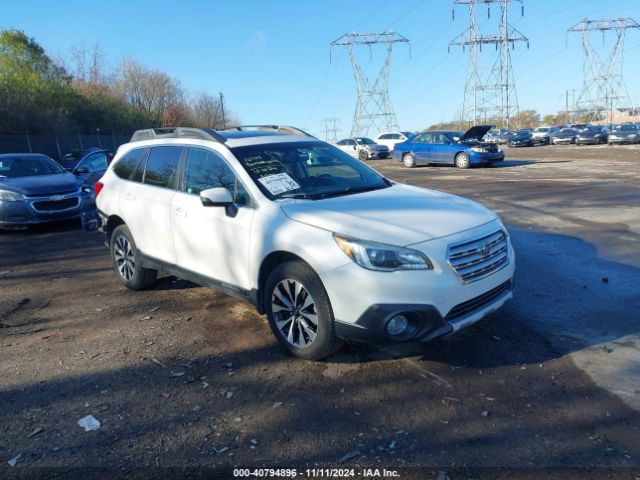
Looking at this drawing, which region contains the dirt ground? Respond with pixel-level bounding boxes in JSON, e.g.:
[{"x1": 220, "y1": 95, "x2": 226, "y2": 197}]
[{"x1": 1, "y1": 144, "x2": 639, "y2": 479}]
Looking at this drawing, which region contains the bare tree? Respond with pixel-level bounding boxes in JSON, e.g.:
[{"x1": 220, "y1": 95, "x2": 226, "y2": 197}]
[
  {"x1": 117, "y1": 59, "x2": 185, "y2": 125},
  {"x1": 191, "y1": 92, "x2": 223, "y2": 128},
  {"x1": 70, "y1": 42, "x2": 107, "y2": 84}
]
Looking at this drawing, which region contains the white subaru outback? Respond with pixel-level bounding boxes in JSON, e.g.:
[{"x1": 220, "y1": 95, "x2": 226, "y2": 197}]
[{"x1": 95, "y1": 126, "x2": 515, "y2": 360}]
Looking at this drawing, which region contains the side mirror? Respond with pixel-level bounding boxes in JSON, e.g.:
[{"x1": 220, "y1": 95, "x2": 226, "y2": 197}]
[
  {"x1": 200, "y1": 187, "x2": 233, "y2": 207},
  {"x1": 75, "y1": 167, "x2": 89, "y2": 174}
]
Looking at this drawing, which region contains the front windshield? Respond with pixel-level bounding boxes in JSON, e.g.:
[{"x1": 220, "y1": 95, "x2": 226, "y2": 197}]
[
  {"x1": 0, "y1": 155, "x2": 65, "y2": 178},
  {"x1": 534, "y1": 128, "x2": 549, "y2": 133},
  {"x1": 617, "y1": 125, "x2": 637, "y2": 131},
  {"x1": 231, "y1": 141, "x2": 390, "y2": 200},
  {"x1": 355, "y1": 137, "x2": 376, "y2": 145}
]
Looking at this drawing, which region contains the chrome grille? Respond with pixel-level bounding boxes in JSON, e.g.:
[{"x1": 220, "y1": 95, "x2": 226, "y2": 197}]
[{"x1": 447, "y1": 230, "x2": 509, "y2": 283}]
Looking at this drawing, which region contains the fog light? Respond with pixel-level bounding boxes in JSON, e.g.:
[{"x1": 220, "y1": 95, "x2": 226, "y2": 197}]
[{"x1": 386, "y1": 315, "x2": 409, "y2": 336}]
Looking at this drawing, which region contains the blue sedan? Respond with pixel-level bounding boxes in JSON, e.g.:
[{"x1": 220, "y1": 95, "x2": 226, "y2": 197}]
[{"x1": 393, "y1": 125, "x2": 505, "y2": 168}]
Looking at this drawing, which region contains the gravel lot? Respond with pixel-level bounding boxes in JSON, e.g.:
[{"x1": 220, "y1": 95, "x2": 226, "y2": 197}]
[{"x1": 1, "y1": 144, "x2": 639, "y2": 479}]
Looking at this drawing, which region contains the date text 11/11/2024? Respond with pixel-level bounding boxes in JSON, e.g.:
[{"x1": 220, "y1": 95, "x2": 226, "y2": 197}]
[{"x1": 232, "y1": 468, "x2": 400, "y2": 478}]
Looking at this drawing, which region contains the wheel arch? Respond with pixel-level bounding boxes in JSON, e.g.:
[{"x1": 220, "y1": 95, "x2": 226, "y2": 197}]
[
  {"x1": 256, "y1": 251, "x2": 314, "y2": 314},
  {"x1": 105, "y1": 215, "x2": 125, "y2": 244}
]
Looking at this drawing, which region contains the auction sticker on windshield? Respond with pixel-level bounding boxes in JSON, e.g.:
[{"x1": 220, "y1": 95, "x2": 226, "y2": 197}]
[{"x1": 258, "y1": 173, "x2": 301, "y2": 195}]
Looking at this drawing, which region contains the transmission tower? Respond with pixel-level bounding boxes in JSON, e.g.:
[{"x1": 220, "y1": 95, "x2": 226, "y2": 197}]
[
  {"x1": 449, "y1": 0, "x2": 529, "y2": 128},
  {"x1": 330, "y1": 31, "x2": 409, "y2": 137},
  {"x1": 322, "y1": 117, "x2": 341, "y2": 143},
  {"x1": 567, "y1": 18, "x2": 640, "y2": 122}
]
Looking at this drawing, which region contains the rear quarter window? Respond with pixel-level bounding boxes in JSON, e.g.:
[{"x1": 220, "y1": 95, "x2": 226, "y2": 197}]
[{"x1": 112, "y1": 148, "x2": 147, "y2": 179}]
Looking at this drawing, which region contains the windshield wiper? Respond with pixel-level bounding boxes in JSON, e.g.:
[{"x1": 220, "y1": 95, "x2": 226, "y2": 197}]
[
  {"x1": 309, "y1": 185, "x2": 386, "y2": 200},
  {"x1": 277, "y1": 192, "x2": 312, "y2": 200}
]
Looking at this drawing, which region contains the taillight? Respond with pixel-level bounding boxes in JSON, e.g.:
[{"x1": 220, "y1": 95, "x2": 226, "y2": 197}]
[{"x1": 94, "y1": 181, "x2": 104, "y2": 197}]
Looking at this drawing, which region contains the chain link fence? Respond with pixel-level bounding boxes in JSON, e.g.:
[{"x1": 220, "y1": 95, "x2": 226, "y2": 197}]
[{"x1": 0, "y1": 133, "x2": 131, "y2": 160}]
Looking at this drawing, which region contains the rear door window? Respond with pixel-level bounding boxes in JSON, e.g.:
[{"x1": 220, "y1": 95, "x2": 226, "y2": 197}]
[{"x1": 143, "y1": 146, "x2": 182, "y2": 189}]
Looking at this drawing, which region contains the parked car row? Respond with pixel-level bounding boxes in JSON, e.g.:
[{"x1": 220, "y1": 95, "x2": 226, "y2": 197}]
[
  {"x1": 0, "y1": 148, "x2": 112, "y2": 230},
  {"x1": 483, "y1": 123, "x2": 639, "y2": 147}
]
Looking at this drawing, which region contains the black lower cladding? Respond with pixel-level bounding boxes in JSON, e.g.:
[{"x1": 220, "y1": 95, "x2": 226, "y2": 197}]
[
  {"x1": 445, "y1": 280, "x2": 511, "y2": 321},
  {"x1": 335, "y1": 304, "x2": 452, "y2": 345}
]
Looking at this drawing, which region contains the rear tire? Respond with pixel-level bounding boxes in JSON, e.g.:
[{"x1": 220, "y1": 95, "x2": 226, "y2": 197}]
[
  {"x1": 455, "y1": 152, "x2": 471, "y2": 169},
  {"x1": 402, "y1": 152, "x2": 416, "y2": 168},
  {"x1": 110, "y1": 225, "x2": 157, "y2": 290},
  {"x1": 265, "y1": 261, "x2": 343, "y2": 360}
]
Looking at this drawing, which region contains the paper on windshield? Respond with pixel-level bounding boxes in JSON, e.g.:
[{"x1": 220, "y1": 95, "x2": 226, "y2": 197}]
[{"x1": 258, "y1": 173, "x2": 301, "y2": 195}]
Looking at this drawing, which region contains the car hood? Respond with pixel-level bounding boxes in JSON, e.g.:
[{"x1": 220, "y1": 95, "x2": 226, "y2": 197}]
[
  {"x1": 460, "y1": 125, "x2": 494, "y2": 142},
  {"x1": 0, "y1": 173, "x2": 80, "y2": 195},
  {"x1": 280, "y1": 184, "x2": 497, "y2": 246},
  {"x1": 554, "y1": 132, "x2": 576, "y2": 137}
]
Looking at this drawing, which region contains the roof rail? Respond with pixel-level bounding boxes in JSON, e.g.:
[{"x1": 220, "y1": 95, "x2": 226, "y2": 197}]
[
  {"x1": 129, "y1": 127, "x2": 227, "y2": 143},
  {"x1": 224, "y1": 125, "x2": 315, "y2": 137}
]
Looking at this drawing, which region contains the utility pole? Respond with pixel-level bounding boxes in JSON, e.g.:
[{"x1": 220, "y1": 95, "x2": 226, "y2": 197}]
[
  {"x1": 449, "y1": 0, "x2": 529, "y2": 128},
  {"x1": 567, "y1": 18, "x2": 640, "y2": 122},
  {"x1": 219, "y1": 91, "x2": 226, "y2": 129},
  {"x1": 330, "y1": 31, "x2": 409, "y2": 137}
]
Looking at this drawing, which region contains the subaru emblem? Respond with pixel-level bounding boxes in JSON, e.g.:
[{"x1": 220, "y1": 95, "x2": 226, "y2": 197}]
[
  {"x1": 50, "y1": 195, "x2": 64, "y2": 201},
  {"x1": 479, "y1": 243, "x2": 491, "y2": 256}
]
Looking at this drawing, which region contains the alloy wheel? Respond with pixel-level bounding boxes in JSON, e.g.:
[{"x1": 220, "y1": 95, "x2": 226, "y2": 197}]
[
  {"x1": 271, "y1": 279, "x2": 318, "y2": 348},
  {"x1": 113, "y1": 234, "x2": 135, "y2": 281}
]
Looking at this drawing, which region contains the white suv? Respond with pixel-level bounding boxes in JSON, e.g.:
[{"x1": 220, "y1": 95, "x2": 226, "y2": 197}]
[{"x1": 96, "y1": 126, "x2": 515, "y2": 360}]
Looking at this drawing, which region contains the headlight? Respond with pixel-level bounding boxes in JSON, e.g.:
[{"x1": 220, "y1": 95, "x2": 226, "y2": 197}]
[
  {"x1": 0, "y1": 189, "x2": 25, "y2": 202},
  {"x1": 470, "y1": 146, "x2": 487, "y2": 153},
  {"x1": 334, "y1": 235, "x2": 433, "y2": 271}
]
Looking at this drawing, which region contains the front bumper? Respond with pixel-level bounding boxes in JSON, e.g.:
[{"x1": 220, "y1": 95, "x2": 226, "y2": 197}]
[
  {"x1": 335, "y1": 280, "x2": 513, "y2": 344},
  {"x1": 323, "y1": 222, "x2": 516, "y2": 345},
  {"x1": 608, "y1": 136, "x2": 638, "y2": 144},
  {"x1": 531, "y1": 136, "x2": 549, "y2": 144},
  {"x1": 368, "y1": 150, "x2": 390, "y2": 159},
  {"x1": 552, "y1": 138, "x2": 574, "y2": 144},
  {"x1": 469, "y1": 151, "x2": 505, "y2": 163},
  {"x1": 0, "y1": 192, "x2": 83, "y2": 227},
  {"x1": 575, "y1": 137, "x2": 601, "y2": 144}
]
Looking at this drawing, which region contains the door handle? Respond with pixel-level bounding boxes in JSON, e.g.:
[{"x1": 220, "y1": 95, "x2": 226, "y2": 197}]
[
  {"x1": 172, "y1": 207, "x2": 187, "y2": 217},
  {"x1": 125, "y1": 193, "x2": 135, "y2": 201}
]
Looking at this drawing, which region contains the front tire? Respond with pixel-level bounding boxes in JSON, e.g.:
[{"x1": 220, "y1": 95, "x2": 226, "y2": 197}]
[
  {"x1": 402, "y1": 152, "x2": 416, "y2": 168},
  {"x1": 455, "y1": 152, "x2": 471, "y2": 169},
  {"x1": 358, "y1": 149, "x2": 368, "y2": 161},
  {"x1": 110, "y1": 225, "x2": 157, "y2": 290},
  {"x1": 265, "y1": 261, "x2": 342, "y2": 360}
]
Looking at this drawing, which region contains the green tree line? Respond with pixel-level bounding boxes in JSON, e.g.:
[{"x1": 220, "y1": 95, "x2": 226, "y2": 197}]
[
  {"x1": 0, "y1": 29, "x2": 234, "y2": 135},
  {"x1": 427, "y1": 109, "x2": 599, "y2": 131}
]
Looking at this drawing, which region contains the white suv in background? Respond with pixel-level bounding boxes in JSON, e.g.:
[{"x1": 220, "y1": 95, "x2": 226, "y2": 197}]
[
  {"x1": 96, "y1": 126, "x2": 515, "y2": 360},
  {"x1": 374, "y1": 131, "x2": 414, "y2": 150}
]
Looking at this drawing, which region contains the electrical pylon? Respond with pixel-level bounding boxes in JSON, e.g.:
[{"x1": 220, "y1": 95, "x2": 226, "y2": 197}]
[
  {"x1": 567, "y1": 18, "x2": 640, "y2": 121},
  {"x1": 322, "y1": 117, "x2": 341, "y2": 143},
  {"x1": 449, "y1": 0, "x2": 529, "y2": 128},
  {"x1": 330, "y1": 31, "x2": 409, "y2": 137}
]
